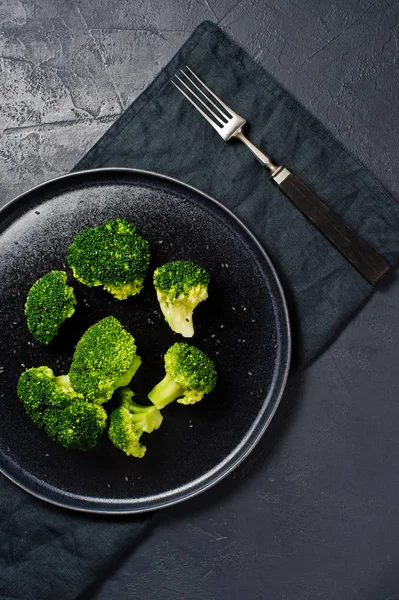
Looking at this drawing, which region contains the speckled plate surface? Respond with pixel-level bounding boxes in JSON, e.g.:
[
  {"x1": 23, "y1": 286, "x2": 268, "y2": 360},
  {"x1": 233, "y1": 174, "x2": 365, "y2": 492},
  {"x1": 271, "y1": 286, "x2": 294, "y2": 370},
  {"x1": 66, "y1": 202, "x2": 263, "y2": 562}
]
[{"x1": 0, "y1": 168, "x2": 290, "y2": 513}]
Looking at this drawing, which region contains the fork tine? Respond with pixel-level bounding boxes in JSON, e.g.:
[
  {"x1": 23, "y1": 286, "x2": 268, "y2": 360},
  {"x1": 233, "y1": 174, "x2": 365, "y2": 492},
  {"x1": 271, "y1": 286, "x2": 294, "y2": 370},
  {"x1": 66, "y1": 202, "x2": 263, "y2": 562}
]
[
  {"x1": 185, "y1": 66, "x2": 234, "y2": 117},
  {"x1": 172, "y1": 75, "x2": 225, "y2": 129},
  {"x1": 179, "y1": 69, "x2": 230, "y2": 122}
]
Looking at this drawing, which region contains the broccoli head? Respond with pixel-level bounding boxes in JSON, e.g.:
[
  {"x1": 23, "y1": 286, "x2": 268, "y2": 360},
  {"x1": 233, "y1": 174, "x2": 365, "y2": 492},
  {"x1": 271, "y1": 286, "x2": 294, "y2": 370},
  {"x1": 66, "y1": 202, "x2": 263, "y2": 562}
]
[
  {"x1": 153, "y1": 260, "x2": 209, "y2": 337},
  {"x1": 109, "y1": 388, "x2": 163, "y2": 458},
  {"x1": 69, "y1": 316, "x2": 141, "y2": 404},
  {"x1": 24, "y1": 270, "x2": 77, "y2": 344},
  {"x1": 44, "y1": 400, "x2": 107, "y2": 450},
  {"x1": 148, "y1": 342, "x2": 217, "y2": 409},
  {"x1": 17, "y1": 367, "x2": 107, "y2": 450},
  {"x1": 17, "y1": 367, "x2": 81, "y2": 427},
  {"x1": 67, "y1": 218, "x2": 151, "y2": 300}
]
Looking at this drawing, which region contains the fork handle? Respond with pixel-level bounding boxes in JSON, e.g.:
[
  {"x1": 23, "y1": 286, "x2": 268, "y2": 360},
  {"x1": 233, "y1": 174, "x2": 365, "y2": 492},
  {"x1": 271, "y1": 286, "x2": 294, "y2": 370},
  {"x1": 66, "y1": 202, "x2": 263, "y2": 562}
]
[{"x1": 271, "y1": 167, "x2": 391, "y2": 285}]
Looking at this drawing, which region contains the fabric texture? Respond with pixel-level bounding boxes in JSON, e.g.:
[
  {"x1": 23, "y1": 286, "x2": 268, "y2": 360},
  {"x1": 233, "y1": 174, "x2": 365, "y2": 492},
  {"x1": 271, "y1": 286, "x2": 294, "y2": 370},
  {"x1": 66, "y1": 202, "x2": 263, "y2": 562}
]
[{"x1": 1, "y1": 21, "x2": 399, "y2": 600}]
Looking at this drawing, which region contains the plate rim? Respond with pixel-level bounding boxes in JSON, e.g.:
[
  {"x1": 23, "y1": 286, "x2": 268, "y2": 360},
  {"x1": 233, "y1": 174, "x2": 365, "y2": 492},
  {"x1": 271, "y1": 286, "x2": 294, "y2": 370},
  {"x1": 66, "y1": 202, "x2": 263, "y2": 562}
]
[{"x1": 0, "y1": 167, "x2": 291, "y2": 514}]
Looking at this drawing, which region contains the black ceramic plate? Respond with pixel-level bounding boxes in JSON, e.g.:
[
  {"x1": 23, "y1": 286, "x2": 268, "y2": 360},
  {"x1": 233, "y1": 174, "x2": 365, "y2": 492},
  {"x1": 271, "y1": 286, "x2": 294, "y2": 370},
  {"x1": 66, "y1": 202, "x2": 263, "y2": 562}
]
[{"x1": 0, "y1": 168, "x2": 290, "y2": 513}]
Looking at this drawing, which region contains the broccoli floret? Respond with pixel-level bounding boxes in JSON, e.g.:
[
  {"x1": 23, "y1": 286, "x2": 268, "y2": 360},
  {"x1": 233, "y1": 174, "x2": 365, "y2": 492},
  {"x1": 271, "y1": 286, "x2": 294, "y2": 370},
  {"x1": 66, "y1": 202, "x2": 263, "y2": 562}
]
[
  {"x1": 67, "y1": 218, "x2": 151, "y2": 300},
  {"x1": 17, "y1": 367, "x2": 81, "y2": 427},
  {"x1": 17, "y1": 367, "x2": 107, "y2": 450},
  {"x1": 153, "y1": 261, "x2": 209, "y2": 337},
  {"x1": 108, "y1": 388, "x2": 163, "y2": 458},
  {"x1": 44, "y1": 401, "x2": 107, "y2": 451},
  {"x1": 148, "y1": 342, "x2": 217, "y2": 409},
  {"x1": 24, "y1": 270, "x2": 77, "y2": 344},
  {"x1": 69, "y1": 316, "x2": 141, "y2": 404}
]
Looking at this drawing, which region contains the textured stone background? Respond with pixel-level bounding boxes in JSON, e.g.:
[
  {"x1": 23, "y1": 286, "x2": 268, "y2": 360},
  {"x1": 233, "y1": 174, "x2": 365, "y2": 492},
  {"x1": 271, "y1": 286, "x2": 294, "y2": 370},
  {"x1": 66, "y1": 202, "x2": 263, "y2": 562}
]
[{"x1": 1, "y1": 1, "x2": 399, "y2": 599}]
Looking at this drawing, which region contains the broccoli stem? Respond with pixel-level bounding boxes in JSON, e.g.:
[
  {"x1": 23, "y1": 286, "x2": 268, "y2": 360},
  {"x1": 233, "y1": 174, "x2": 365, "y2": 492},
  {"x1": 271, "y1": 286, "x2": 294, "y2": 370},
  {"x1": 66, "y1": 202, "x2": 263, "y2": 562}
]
[
  {"x1": 168, "y1": 304, "x2": 194, "y2": 338},
  {"x1": 148, "y1": 373, "x2": 184, "y2": 409},
  {"x1": 53, "y1": 374, "x2": 74, "y2": 392},
  {"x1": 170, "y1": 304, "x2": 194, "y2": 337},
  {"x1": 159, "y1": 299, "x2": 194, "y2": 338},
  {"x1": 129, "y1": 402, "x2": 163, "y2": 433}
]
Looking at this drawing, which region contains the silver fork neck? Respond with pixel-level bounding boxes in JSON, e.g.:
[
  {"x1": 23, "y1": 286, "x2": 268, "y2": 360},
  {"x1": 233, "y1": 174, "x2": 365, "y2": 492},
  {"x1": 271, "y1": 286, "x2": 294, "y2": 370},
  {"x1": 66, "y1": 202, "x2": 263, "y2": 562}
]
[{"x1": 233, "y1": 127, "x2": 278, "y2": 174}]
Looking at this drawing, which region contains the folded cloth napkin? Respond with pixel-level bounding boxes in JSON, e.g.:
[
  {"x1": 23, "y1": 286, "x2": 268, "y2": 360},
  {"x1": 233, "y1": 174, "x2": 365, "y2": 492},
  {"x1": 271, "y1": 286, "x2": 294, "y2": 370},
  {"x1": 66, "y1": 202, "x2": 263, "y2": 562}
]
[{"x1": 1, "y1": 20, "x2": 399, "y2": 600}]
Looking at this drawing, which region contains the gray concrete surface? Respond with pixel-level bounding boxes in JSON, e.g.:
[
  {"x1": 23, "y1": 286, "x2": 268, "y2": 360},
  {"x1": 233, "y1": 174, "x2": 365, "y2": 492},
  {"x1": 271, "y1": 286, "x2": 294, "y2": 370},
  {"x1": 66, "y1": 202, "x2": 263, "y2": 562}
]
[{"x1": 1, "y1": 1, "x2": 399, "y2": 599}]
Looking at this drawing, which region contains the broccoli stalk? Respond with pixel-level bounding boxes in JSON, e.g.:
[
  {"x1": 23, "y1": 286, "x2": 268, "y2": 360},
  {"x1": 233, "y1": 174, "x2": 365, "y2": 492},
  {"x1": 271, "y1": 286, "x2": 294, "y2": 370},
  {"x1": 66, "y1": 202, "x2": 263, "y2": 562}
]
[
  {"x1": 148, "y1": 342, "x2": 217, "y2": 409},
  {"x1": 148, "y1": 373, "x2": 201, "y2": 409},
  {"x1": 109, "y1": 389, "x2": 163, "y2": 458},
  {"x1": 53, "y1": 374, "x2": 75, "y2": 392},
  {"x1": 153, "y1": 261, "x2": 209, "y2": 337},
  {"x1": 156, "y1": 288, "x2": 207, "y2": 338}
]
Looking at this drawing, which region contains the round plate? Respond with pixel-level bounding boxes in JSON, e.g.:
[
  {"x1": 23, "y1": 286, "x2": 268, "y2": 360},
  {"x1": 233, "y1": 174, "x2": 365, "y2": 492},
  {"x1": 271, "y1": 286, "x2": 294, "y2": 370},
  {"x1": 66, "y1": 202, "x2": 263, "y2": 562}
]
[{"x1": 0, "y1": 168, "x2": 290, "y2": 513}]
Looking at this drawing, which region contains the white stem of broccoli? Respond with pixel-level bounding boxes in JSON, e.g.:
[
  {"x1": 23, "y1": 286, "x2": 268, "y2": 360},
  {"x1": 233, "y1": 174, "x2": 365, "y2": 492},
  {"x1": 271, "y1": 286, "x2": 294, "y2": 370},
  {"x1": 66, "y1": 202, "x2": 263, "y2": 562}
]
[{"x1": 162, "y1": 302, "x2": 194, "y2": 337}]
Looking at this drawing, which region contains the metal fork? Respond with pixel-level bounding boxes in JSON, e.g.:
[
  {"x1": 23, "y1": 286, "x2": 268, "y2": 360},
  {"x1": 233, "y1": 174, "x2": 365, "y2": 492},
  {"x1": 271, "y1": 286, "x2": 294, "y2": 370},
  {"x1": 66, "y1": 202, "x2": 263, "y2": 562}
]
[{"x1": 172, "y1": 67, "x2": 390, "y2": 286}]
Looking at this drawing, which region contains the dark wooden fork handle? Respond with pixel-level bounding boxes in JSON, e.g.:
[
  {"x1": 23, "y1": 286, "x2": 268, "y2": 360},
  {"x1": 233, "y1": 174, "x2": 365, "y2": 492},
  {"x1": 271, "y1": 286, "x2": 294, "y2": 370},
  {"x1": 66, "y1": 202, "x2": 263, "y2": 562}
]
[{"x1": 271, "y1": 167, "x2": 391, "y2": 285}]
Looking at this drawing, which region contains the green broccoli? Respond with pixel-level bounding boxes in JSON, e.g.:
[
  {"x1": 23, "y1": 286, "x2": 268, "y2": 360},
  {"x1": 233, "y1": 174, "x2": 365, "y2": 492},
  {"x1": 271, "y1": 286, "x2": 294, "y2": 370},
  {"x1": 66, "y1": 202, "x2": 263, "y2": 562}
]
[
  {"x1": 67, "y1": 218, "x2": 151, "y2": 300},
  {"x1": 24, "y1": 270, "x2": 77, "y2": 344},
  {"x1": 17, "y1": 367, "x2": 79, "y2": 427},
  {"x1": 44, "y1": 400, "x2": 107, "y2": 451},
  {"x1": 69, "y1": 316, "x2": 141, "y2": 404},
  {"x1": 17, "y1": 367, "x2": 107, "y2": 450},
  {"x1": 153, "y1": 261, "x2": 209, "y2": 337},
  {"x1": 108, "y1": 388, "x2": 163, "y2": 458},
  {"x1": 148, "y1": 342, "x2": 217, "y2": 409}
]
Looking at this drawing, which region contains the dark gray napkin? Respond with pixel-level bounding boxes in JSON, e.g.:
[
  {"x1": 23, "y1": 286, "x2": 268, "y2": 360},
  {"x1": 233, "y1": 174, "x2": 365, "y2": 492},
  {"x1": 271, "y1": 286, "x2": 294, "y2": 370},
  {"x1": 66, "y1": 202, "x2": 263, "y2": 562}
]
[
  {"x1": 75, "y1": 21, "x2": 399, "y2": 366},
  {"x1": 1, "y1": 20, "x2": 399, "y2": 600}
]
